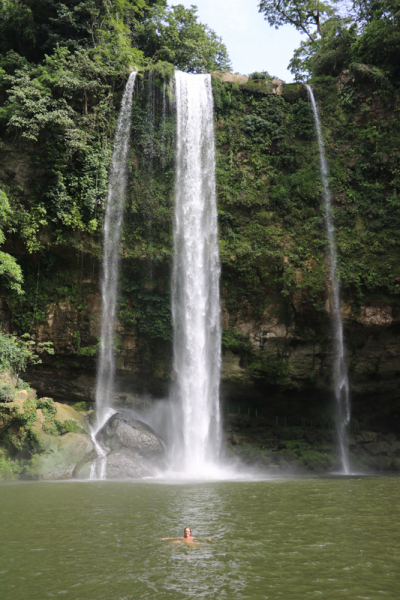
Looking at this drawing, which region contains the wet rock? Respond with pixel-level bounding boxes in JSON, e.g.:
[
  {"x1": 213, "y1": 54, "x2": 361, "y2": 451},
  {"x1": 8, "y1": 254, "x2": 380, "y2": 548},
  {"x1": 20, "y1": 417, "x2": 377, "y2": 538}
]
[
  {"x1": 389, "y1": 441, "x2": 400, "y2": 456},
  {"x1": 105, "y1": 448, "x2": 153, "y2": 479},
  {"x1": 355, "y1": 431, "x2": 377, "y2": 444},
  {"x1": 231, "y1": 434, "x2": 240, "y2": 445},
  {"x1": 371, "y1": 456, "x2": 393, "y2": 471},
  {"x1": 385, "y1": 433, "x2": 397, "y2": 444},
  {"x1": 346, "y1": 433, "x2": 357, "y2": 446},
  {"x1": 363, "y1": 441, "x2": 391, "y2": 456},
  {"x1": 357, "y1": 305, "x2": 392, "y2": 327},
  {"x1": 221, "y1": 351, "x2": 249, "y2": 384},
  {"x1": 350, "y1": 445, "x2": 369, "y2": 458},
  {"x1": 96, "y1": 410, "x2": 165, "y2": 478},
  {"x1": 97, "y1": 411, "x2": 165, "y2": 463}
]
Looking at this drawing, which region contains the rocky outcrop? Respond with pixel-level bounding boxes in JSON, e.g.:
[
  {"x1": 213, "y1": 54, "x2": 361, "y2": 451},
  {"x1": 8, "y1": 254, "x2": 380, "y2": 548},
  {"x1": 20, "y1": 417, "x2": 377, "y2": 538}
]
[
  {"x1": 18, "y1": 293, "x2": 400, "y2": 437},
  {"x1": 225, "y1": 414, "x2": 400, "y2": 472},
  {"x1": 212, "y1": 71, "x2": 249, "y2": 85},
  {"x1": 348, "y1": 431, "x2": 400, "y2": 457}
]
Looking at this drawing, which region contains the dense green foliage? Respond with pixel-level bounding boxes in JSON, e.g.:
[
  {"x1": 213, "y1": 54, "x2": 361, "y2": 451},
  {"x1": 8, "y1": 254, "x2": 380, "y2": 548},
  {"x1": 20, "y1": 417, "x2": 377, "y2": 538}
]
[
  {"x1": 0, "y1": 0, "x2": 231, "y2": 249},
  {"x1": 210, "y1": 74, "x2": 400, "y2": 386},
  {"x1": 0, "y1": 0, "x2": 153, "y2": 65},
  {"x1": 0, "y1": 188, "x2": 23, "y2": 294},
  {"x1": 0, "y1": 332, "x2": 53, "y2": 375}
]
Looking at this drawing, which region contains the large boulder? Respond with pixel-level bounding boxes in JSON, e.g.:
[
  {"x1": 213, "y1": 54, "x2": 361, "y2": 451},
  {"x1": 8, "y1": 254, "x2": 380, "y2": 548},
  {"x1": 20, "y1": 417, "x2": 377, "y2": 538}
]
[
  {"x1": 355, "y1": 431, "x2": 378, "y2": 444},
  {"x1": 0, "y1": 392, "x2": 95, "y2": 479},
  {"x1": 96, "y1": 410, "x2": 165, "y2": 478},
  {"x1": 30, "y1": 429, "x2": 96, "y2": 479},
  {"x1": 29, "y1": 402, "x2": 95, "y2": 478},
  {"x1": 97, "y1": 410, "x2": 164, "y2": 458},
  {"x1": 105, "y1": 448, "x2": 154, "y2": 479},
  {"x1": 363, "y1": 441, "x2": 392, "y2": 456}
]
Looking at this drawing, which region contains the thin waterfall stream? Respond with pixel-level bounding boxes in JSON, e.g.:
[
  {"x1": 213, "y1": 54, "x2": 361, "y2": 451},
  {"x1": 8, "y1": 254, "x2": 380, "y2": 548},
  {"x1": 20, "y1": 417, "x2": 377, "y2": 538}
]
[
  {"x1": 306, "y1": 84, "x2": 351, "y2": 474},
  {"x1": 90, "y1": 71, "x2": 137, "y2": 479},
  {"x1": 171, "y1": 72, "x2": 222, "y2": 475}
]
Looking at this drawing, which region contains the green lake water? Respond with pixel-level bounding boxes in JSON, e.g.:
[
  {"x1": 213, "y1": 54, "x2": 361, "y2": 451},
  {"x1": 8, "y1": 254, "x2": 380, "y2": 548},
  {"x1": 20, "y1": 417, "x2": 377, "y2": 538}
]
[{"x1": 0, "y1": 476, "x2": 399, "y2": 599}]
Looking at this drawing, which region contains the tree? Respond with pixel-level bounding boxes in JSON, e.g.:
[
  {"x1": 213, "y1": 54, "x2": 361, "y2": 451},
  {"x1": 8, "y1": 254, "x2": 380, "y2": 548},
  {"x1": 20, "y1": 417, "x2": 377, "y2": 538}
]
[
  {"x1": 133, "y1": 4, "x2": 232, "y2": 73},
  {"x1": 258, "y1": 0, "x2": 337, "y2": 40},
  {"x1": 289, "y1": 17, "x2": 356, "y2": 80},
  {"x1": 352, "y1": 0, "x2": 400, "y2": 23}
]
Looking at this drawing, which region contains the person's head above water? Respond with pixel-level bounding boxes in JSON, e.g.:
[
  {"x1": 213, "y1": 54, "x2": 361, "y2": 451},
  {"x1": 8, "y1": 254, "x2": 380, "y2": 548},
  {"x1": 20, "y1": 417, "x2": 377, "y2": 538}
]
[{"x1": 183, "y1": 527, "x2": 192, "y2": 538}]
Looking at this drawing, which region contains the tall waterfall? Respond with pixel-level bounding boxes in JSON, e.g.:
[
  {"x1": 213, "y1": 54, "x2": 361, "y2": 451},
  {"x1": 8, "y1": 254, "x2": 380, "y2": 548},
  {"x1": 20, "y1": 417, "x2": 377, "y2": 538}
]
[
  {"x1": 171, "y1": 72, "x2": 222, "y2": 474},
  {"x1": 94, "y1": 72, "x2": 137, "y2": 428},
  {"x1": 306, "y1": 85, "x2": 351, "y2": 474}
]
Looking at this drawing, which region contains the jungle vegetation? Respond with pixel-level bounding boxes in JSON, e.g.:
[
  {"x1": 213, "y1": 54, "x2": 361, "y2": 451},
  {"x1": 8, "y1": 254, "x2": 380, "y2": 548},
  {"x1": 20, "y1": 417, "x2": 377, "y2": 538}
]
[
  {"x1": 1, "y1": 0, "x2": 400, "y2": 392},
  {"x1": 0, "y1": 0, "x2": 231, "y2": 292}
]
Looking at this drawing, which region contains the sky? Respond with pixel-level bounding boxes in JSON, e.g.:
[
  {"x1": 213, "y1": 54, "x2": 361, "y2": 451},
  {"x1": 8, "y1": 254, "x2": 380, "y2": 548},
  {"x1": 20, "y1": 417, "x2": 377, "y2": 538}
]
[{"x1": 169, "y1": 0, "x2": 304, "y2": 82}]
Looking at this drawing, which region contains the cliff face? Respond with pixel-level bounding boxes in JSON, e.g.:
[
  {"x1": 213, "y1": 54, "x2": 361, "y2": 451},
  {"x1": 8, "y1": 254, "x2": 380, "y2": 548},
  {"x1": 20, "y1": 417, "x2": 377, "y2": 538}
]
[{"x1": 1, "y1": 70, "x2": 400, "y2": 433}]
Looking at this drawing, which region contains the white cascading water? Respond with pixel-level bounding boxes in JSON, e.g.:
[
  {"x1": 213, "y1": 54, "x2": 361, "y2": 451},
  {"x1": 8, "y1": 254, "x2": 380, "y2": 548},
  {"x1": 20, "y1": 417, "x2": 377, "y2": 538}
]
[
  {"x1": 306, "y1": 85, "x2": 351, "y2": 474},
  {"x1": 90, "y1": 72, "x2": 137, "y2": 479},
  {"x1": 171, "y1": 71, "x2": 222, "y2": 475}
]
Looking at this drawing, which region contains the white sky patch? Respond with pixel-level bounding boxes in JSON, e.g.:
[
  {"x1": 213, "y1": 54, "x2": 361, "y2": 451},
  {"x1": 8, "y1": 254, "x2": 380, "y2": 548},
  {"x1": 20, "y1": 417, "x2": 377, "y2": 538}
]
[{"x1": 168, "y1": 0, "x2": 304, "y2": 82}]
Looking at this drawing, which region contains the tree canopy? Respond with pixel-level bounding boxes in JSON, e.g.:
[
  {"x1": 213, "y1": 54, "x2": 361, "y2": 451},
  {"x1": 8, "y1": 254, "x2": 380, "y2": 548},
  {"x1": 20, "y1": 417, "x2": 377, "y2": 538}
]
[
  {"x1": 133, "y1": 4, "x2": 231, "y2": 73},
  {"x1": 258, "y1": 0, "x2": 336, "y2": 39},
  {"x1": 0, "y1": 0, "x2": 160, "y2": 64},
  {"x1": 0, "y1": 1, "x2": 232, "y2": 261},
  {"x1": 0, "y1": 1, "x2": 231, "y2": 72}
]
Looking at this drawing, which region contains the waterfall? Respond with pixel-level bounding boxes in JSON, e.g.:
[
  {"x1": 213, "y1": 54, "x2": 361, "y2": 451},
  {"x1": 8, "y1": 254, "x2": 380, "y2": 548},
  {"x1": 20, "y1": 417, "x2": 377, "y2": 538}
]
[
  {"x1": 306, "y1": 85, "x2": 351, "y2": 474},
  {"x1": 90, "y1": 72, "x2": 137, "y2": 478},
  {"x1": 171, "y1": 71, "x2": 222, "y2": 474}
]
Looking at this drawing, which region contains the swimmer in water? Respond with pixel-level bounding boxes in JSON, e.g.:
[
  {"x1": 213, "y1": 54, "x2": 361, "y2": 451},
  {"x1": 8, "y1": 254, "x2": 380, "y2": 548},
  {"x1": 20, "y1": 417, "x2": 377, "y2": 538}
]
[
  {"x1": 161, "y1": 527, "x2": 211, "y2": 543},
  {"x1": 182, "y1": 527, "x2": 194, "y2": 541},
  {"x1": 161, "y1": 527, "x2": 194, "y2": 543}
]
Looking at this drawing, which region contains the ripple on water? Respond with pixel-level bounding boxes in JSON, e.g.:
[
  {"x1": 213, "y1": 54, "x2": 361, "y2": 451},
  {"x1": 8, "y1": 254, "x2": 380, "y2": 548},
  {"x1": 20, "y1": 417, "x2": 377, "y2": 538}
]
[{"x1": 0, "y1": 476, "x2": 399, "y2": 599}]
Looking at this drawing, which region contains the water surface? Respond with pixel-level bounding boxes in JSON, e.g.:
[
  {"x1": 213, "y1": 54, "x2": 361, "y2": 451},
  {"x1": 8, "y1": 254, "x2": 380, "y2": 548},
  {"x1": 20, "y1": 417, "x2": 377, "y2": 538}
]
[{"x1": 1, "y1": 476, "x2": 399, "y2": 599}]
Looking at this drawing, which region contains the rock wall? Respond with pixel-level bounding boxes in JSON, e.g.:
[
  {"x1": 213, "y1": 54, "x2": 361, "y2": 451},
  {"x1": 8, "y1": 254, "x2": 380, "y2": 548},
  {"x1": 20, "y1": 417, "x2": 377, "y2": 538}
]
[{"x1": 1, "y1": 71, "x2": 400, "y2": 434}]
